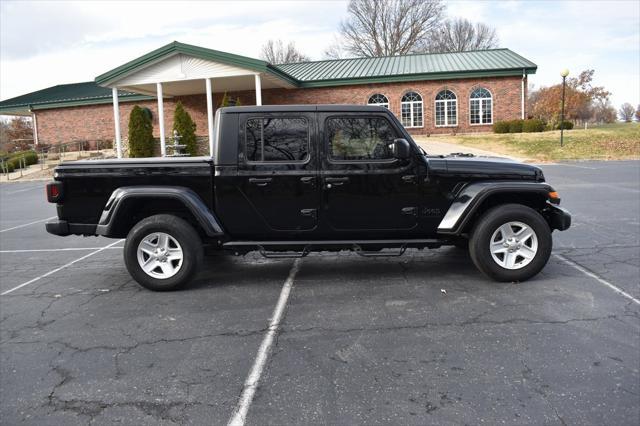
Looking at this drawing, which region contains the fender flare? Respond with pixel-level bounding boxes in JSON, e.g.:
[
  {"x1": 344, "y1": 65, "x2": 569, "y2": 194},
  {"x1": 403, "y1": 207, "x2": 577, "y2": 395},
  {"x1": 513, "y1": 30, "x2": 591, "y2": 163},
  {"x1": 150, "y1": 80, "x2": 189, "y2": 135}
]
[
  {"x1": 437, "y1": 181, "x2": 555, "y2": 235},
  {"x1": 95, "y1": 186, "x2": 224, "y2": 237}
]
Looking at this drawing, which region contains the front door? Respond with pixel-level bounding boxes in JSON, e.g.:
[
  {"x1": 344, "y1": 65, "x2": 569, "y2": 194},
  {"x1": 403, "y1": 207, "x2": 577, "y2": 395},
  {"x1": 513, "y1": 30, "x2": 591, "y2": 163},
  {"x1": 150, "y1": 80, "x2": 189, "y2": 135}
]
[
  {"x1": 236, "y1": 112, "x2": 319, "y2": 236},
  {"x1": 319, "y1": 113, "x2": 423, "y2": 238}
]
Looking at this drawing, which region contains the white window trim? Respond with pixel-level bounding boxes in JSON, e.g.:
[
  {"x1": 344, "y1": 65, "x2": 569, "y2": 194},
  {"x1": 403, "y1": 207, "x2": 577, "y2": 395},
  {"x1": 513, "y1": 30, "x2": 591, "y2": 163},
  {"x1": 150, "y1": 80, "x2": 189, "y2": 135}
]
[
  {"x1": 367, "y1": 94, "x2": 390, "y2": 110},
  {"x1": 469, "y1": 89, "x2": 493, "y2": 126},
  {"x1": 434, "y1": 96, "x2": 458, "y2": 128},
  {"x1": 401, "y1": 91, "x2": 424, "y2": 128},
  {"x1": 369, "y1": 102, "x2": 390, "y2": 109}
]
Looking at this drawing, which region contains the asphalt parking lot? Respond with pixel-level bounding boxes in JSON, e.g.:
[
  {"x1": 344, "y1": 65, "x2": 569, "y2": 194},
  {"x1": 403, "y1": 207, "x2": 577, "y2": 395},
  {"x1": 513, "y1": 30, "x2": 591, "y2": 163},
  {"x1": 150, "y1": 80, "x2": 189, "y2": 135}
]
[{"x1": 1, "y1": 160, "x2": 638, "y2": 425}]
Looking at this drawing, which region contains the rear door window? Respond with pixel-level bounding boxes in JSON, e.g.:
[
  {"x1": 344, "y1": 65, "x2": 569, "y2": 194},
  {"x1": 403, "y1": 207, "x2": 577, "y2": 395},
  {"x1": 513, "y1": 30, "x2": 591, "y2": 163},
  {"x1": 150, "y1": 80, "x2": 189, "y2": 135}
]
[{"x1": 245, "y1": 117, "x2": 309, "y2": 163}]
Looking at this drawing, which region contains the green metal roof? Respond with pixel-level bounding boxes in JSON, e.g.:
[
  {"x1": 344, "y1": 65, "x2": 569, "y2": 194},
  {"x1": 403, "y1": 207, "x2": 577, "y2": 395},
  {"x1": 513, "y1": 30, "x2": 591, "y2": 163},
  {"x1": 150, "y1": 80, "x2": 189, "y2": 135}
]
[
  {"x1": 0, "y1": 82, "x2": 152, "y2": 114},
  {"x1": 1, "y1": 44, "x2": 536, "y2": 114},
  {"x1": 275, "y1": 49, "x2": 536, "y2": 87}
]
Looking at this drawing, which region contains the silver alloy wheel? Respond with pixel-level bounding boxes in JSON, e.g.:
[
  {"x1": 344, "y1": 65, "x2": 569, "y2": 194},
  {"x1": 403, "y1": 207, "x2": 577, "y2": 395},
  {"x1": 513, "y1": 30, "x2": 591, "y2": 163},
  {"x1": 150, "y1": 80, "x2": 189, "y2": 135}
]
[
  {"x1": 136, "y1": 232, "x2": 183, "y2": 279},
  {"x1": 489, "y1": 221, "x2": 538, "y2": 270}
]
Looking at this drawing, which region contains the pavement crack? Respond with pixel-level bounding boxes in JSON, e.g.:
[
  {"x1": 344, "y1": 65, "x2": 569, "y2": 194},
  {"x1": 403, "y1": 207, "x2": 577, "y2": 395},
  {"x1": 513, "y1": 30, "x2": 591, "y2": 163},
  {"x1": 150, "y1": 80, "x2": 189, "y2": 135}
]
[{"x1": 520, "y1": 360, "x2": 567, "y2": 426}]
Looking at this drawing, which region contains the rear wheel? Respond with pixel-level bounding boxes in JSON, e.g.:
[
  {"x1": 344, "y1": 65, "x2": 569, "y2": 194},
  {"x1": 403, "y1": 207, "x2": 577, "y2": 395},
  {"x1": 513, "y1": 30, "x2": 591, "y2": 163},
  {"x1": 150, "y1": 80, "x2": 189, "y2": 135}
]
[
  {"x1": 124, "y1": 214, "x2": 203, "y2": 291},
  {"x1": 469, "y1": 204, "x2": 552, "y2": 282}
]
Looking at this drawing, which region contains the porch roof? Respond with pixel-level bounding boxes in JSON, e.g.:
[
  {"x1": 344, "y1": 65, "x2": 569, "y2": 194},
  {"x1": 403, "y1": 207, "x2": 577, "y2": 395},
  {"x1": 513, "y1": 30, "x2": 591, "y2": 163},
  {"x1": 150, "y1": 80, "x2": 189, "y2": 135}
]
[{"x1": 95, "y1": 41, "x2": 298, "y2": 88}]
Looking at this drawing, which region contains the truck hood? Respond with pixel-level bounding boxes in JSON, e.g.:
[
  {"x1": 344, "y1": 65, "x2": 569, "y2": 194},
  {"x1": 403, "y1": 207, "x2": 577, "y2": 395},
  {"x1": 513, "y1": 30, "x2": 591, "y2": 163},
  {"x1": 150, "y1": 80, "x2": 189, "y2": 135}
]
[{"x1": 425, "y1": 154, "x2": 544, "y2": 181}]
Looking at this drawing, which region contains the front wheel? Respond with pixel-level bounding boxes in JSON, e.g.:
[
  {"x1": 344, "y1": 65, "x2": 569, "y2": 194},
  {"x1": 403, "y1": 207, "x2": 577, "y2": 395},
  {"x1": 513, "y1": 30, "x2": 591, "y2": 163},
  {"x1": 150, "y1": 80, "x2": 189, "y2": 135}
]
[
  {"x1": 124, "y1": 214, "x2": 203, "y2": 291},
  {"x1": 469, "y1": 204, "x2": 552, "y2": 282}
]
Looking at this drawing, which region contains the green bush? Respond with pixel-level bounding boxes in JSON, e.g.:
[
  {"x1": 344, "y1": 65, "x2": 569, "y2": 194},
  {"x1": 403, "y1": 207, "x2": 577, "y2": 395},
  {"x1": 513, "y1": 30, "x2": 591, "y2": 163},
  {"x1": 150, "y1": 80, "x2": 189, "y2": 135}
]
[
  {"x1": 173, "y1": 101, "x2": 197, "y2": 156},
  {"x1": 522, "y1": 119, "x2": 545, "y2": 133},
  {"x1": 555, "y1": 120, "x2": 574, "y2": 130},
  {"x1": 128, "y1": 105, "x2": 155, "y2": 157},
  {"x1": 1, "y1": 159, "x2": 15, "y2": 173},
  {"x1": 508, "y1": 119, "x2": 524, "y2": 133},
  {"x1": 17, "y1": 151, "x2": 38, "y2": 166},
  {"x1": 2, "y1": 151, "x2": 38, "y2": 170},
  {"x1": 6, "y1": 157, "x2": 21, "y2": 171},
  {"x1": 493, "y1": 121, "x2": 510, "y2": 133}
]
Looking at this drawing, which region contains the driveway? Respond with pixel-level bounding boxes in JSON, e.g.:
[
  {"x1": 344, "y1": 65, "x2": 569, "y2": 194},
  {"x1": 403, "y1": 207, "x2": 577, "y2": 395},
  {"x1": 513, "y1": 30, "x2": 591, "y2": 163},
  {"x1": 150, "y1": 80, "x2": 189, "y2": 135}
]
[{"x1": 0, "y1": 161, "x2": 638, "y2": 425}]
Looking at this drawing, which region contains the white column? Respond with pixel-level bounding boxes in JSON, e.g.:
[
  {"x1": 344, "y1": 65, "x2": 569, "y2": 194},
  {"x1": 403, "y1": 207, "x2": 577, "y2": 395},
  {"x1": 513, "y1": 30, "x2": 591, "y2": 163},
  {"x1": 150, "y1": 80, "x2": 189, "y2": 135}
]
[
  {"x1": 31, "y1": 111, "x2": 39, "y2": 146},
  {"x1": 521, "y1": 71, "x2": 526, "y2": 119},
  {"x1": 112, "y1": 87, "x2": 123, "y2": 158},
  {"x1": 157, "y1": 82, "x2": 166, "y2": 156},
  {"x1": 205, "y1": 78, "x2": 215, "y2": 157},
  {"x1": 254, "y1": 73, "x2": 262, "y2": 106}
]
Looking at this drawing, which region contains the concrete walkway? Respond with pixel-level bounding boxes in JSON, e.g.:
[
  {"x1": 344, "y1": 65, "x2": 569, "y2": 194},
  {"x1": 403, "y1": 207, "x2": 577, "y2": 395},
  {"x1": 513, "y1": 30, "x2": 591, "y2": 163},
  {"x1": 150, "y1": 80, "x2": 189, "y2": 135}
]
[{"x1": 0, "y1": 163, "x2": 53, "y2": 182}]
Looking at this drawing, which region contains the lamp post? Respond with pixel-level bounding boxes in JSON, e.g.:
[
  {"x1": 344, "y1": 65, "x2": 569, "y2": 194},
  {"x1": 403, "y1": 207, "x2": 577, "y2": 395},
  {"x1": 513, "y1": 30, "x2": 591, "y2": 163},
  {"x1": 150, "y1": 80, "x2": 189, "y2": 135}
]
[{"x1": 560, "y1": 68, "x2": 569, "y2": 147}]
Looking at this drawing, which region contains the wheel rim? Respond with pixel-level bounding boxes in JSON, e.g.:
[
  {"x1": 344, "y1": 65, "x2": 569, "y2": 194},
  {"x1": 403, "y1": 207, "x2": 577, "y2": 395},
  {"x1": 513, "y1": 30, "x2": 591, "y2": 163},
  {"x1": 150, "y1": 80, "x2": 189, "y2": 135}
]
[
  {"x1": 489, "y1": 221, "x2": 538, "y2": 270},
  {"x1": 136, "y1": 232, "x2": 183, "y2": 279}
]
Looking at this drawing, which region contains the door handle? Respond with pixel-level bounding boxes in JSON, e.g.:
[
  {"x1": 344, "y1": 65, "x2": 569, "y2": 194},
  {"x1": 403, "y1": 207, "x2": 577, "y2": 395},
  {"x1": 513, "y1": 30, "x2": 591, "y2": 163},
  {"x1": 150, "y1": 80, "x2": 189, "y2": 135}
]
[
  {"x1": 402, "y1": 175, "x2": 416, "y2": 183},
  {"x1": 300, "y1": 208, "x2": 317, "y2": 219},
  {"x1": 401, "y1": 207, "x2": 417, "y2": 216},
  {"x1": 300, "y1": 176, "x2": 316, "y2": 186},
  {"x1": 249, "y1": 177, "x2": 272, "y2": 187},
  {"x1": 325, "y1": 177, "x2": 350, "y2": 186}
]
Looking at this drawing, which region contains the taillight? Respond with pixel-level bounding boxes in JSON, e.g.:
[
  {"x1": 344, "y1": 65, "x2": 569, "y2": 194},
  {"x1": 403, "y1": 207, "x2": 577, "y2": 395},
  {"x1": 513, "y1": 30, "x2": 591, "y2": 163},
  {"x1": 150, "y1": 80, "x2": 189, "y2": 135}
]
[{"x1": 46, "y1": 182, "x2": 63, "y2": 203}]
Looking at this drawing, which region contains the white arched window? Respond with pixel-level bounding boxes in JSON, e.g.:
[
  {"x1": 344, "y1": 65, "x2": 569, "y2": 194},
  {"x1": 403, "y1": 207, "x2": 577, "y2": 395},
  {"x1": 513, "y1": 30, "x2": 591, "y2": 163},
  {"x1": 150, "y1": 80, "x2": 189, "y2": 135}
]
[
  {"x1": 400, "y1": 91, "x2": 423, "y2": 128},
  {"x1": 470, "y1": 88, "x2": 493, "y2": 125},
  {"x1": 367, "y1": 93, "x2": 389, "y2": 109},
  {"x1": 435, "y1": 89, "x2": 457, "y2": 127}
]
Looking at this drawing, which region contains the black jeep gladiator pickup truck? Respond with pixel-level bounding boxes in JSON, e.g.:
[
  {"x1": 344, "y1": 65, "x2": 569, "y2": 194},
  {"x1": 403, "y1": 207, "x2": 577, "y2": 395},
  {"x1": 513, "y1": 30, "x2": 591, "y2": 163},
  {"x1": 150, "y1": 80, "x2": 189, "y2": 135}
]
[{"x1": 45, "y1": 105, "x2": 571, "y2": 291}]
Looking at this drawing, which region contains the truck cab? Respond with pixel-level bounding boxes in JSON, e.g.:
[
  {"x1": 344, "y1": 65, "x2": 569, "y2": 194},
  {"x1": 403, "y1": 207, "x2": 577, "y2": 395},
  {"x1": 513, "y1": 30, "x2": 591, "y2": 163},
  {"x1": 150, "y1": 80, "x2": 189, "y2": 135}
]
[{"x1": 213, "y1": 105, "x2": 442, "y2": 240}]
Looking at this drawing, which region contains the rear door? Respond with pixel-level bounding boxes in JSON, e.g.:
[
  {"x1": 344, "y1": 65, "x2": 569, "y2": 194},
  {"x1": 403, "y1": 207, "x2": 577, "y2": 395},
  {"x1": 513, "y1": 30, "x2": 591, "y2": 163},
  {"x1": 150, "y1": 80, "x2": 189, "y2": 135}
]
[
  {"x1": 319, "y1": 112, "x2": 423, "y2": 237},
  {"x1": 236, "y1": 112, "x2": 319, "y2": 234}
]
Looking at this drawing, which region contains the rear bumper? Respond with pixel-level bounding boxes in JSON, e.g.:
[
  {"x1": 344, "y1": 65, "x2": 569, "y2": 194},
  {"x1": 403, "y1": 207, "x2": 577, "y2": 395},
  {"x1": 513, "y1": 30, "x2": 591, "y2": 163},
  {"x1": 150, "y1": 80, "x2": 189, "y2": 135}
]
[
  {"x1": 45, "y1": 220, "x2": 97, "y2": 236},
  {"x1": 547, "y1": 204, "x2": 571, "y2": 231}
]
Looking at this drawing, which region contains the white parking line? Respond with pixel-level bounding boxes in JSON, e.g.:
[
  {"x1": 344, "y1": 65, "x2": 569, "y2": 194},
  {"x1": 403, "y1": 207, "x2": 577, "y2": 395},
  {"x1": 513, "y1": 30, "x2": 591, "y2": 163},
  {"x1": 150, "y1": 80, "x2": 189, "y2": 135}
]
[
  {"x1": 1, "y1": 239, "x2": 124, "y2": 296},
  {"x1": 0, "y1": 247, "x2": 123, "y2": 253},
  {"x1": 227, "y1": 258, "x2": 302, "y2": 426},
  {"x1": 554, "y1": 253, "x2": 640, "y2": 305},
  {"x1": 0, "y1": 217, "x2": 56, "y2": 233}
]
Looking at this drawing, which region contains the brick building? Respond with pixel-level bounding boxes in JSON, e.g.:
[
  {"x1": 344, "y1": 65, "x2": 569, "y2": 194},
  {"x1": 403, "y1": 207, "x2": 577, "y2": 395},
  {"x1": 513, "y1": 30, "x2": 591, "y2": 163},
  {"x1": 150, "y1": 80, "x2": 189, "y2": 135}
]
[{"x1": 0, "y1": 41, "x2": 536, "y2": 157}]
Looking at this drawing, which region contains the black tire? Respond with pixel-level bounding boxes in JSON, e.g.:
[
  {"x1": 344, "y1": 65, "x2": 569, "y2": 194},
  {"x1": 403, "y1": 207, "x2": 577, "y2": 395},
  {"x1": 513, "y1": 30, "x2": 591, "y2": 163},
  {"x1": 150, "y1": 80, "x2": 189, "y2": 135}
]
[
  {"x1": 124, "y1": 214, "x2": 203, "y2": 291},
  {"x1": 469, "y1": 204, "x2": 552, "y2": 282}
]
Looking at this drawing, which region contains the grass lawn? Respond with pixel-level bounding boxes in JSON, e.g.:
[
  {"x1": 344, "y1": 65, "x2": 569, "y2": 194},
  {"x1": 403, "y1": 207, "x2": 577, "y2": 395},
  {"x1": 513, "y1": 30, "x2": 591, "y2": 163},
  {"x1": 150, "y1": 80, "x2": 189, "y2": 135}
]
[{"x1": 432, "y1": 122, "x2": 640, "y2": 162}]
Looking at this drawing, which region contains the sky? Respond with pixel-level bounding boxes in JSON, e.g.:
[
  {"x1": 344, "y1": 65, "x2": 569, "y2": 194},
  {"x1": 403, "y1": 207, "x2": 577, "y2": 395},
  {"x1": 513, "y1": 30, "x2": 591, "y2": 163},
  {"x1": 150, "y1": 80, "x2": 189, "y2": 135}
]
[{"x1": 1, "y1": 0, "x2": 638, "y2": 109}]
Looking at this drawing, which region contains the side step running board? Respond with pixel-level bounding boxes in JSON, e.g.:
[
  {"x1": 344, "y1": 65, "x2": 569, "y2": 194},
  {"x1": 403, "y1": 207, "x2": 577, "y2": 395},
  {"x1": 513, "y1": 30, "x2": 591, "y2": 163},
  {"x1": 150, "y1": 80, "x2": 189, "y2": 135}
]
[
  {"x1": 223, "y1": 239, "x2": 440, "y2": 259},
  {"x1": 352, "y1": 244, "x2": 407, "y2": 257},
  {"x1": 257, "y1": 245, "x2": 311, "y2": 259}
]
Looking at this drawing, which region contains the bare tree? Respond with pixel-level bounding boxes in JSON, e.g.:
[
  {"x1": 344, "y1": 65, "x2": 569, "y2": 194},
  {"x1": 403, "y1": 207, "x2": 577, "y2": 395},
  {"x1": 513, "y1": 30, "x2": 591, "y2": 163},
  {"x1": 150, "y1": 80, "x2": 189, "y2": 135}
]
[
  {"x1": 593, "y1": 101, "x2": 617, "y2": 124},
  {"x1": 619, "y1": 103, "x2": 635, "y2": 122},
  {"x1": 425, "y1": 18, "x2": 498, "y2": 53},
  {"x1": 333, "y1": 0, "x2": 445, "y2": 57},
  {"x1": 323, "y1": 36, "x2": 347, "y2": 60},
  {"x1": 260, "y1": 39, "x2": 310, "y2": 64},
  {"x1": 635, "y1": 104, "x2": 640, "y2": 122}
]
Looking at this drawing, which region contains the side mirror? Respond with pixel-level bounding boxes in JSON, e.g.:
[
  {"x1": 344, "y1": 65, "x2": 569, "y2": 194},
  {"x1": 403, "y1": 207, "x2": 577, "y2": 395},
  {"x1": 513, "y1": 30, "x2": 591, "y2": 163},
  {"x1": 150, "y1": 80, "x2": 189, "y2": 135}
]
[{"x1": 389, "y1": 138, "x2": 411, "y2": 159}]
